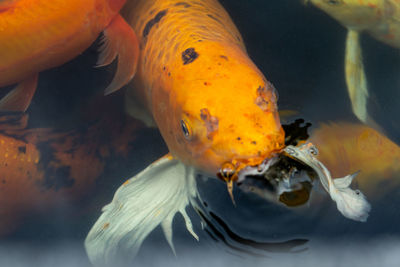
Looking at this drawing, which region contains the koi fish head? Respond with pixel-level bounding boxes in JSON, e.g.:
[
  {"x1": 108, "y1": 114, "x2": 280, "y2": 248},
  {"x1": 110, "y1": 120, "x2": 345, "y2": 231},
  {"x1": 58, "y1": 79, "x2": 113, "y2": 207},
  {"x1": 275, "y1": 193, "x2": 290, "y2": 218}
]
[
  {"x1": 153, "y1": 43, "x2": 285, "y2": 183},
  {"x1": 306, "y1": 0, "x2": 384, "y2": 30}
]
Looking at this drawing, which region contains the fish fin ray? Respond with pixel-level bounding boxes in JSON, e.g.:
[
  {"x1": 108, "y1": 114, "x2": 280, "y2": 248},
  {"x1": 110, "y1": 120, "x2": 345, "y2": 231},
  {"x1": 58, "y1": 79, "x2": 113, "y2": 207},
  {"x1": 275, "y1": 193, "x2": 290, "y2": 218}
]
[
  {"x1": 180, "y1": 207, "x2": 199, "y2": 241},
  {"x1": 85, "y1": 155, "x2": 199, "y2": 266},
  {"x1": 345, "y1": 30, "x2": 369, "y2": 124},
  {"x1": 98, "y1": 15, "x2": 139, "y2": 95},
  {"x1": 96, "y1": 34, "x2": 118, "y2": 68},
  {"x1": 161, "y1": 214, "x2": 176, "y2": 256},
  {"x1": 0, "y1": 74, "x2": 38, "y2": 112},
  {"x1": 0, "y1": 113, "x2": 28, "y2": 130}
]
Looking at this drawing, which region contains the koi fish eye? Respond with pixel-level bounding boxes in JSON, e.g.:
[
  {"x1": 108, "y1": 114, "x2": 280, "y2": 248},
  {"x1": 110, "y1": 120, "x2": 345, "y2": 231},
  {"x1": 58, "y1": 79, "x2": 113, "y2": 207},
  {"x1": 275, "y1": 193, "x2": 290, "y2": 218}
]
[
  {"x1": 180, "y1": 119, "x2": 192, "y2": 140},
  {"x1": 323, "y1": 0, "x2": 343, "y2": 5}
]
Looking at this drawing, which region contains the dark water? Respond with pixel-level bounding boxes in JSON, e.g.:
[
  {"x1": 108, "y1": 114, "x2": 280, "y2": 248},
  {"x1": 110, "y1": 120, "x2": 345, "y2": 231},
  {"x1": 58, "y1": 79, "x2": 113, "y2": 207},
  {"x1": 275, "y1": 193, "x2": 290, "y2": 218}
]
[{"x1": 1, "y1": 0, "x2": 399, "y2": 266}]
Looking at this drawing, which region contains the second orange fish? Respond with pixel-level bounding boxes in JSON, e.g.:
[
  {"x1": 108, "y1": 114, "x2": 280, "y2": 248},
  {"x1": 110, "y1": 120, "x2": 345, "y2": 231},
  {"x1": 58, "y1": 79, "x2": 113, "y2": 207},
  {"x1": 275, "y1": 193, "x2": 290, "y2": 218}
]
[{"x1": 0, "y1": 0, "x2": 139, "y2": 111}]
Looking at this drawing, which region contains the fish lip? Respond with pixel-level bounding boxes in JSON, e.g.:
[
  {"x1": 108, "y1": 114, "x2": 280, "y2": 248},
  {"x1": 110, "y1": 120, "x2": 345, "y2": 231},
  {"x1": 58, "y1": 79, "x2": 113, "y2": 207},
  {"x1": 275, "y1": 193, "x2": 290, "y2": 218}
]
[{"x1": 236, "y1": 155, "x2": 279, "y2": 183}]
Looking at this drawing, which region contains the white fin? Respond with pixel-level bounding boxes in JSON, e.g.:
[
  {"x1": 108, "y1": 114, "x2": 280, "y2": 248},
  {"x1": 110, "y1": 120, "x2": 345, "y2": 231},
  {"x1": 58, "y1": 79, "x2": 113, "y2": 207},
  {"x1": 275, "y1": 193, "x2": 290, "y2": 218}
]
[
  {"x1": 284, "y1": 143, "x2": 371, "y2": 222},
  {"x1": 345, "y1": 30, "x2": 369, "y2": 124},
  {"x1": 85, "y1": 155, "x2": 199, "y2": 266}
]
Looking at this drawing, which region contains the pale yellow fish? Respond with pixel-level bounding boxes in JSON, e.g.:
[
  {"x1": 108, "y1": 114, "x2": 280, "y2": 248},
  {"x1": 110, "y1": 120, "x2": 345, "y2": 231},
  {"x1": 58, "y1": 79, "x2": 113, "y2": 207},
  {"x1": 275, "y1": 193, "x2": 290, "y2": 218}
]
[{"x1": 306, "y1": 0, "x2": 400, "y2": 126}]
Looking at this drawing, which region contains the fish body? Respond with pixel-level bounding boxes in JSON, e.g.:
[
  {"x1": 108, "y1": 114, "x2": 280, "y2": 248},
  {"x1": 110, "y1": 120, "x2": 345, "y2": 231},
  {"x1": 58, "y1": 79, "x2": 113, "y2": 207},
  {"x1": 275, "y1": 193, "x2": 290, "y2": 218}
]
[
  {"x1": 86, "y1": 0, "x2": 285, "y2": 263},
  {"x1": 310, "y1": 122, "x2": 400, "y2": 197},
  {"x1": 0, "y1": 97, "x2": 142, "y2": 236},
  {"x1": 307, "y1": 0, "x2": 400, "y2": 127},
  {"x1": 309, "y1": 0, "x2": 400, "y2": 48},
  {"x1": 0, "y1": 0, "x2": 139, "y2": 111}
]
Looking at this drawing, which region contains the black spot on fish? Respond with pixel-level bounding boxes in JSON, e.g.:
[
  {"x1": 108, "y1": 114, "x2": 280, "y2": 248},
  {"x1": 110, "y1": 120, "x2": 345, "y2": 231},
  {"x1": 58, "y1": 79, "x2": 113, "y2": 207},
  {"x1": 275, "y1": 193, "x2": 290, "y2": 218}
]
[
  {"x1": 251, "y1": 141, "x2": 257, "y2": 145},
  {"x1": 220, "y1": 55, "x2": 229, "y2": 61},
  {"x1": 18, "y1": 146, "x2": 26, "y2": 154},
  {"x1": 175, "y1": 2, "x2": 191, "y2": 8},
  {"x1": 142, "y1": 9, "x2": 168, "y2": 42},
  {"x1": 182, "y1": 48, "x2": 199, "y2": 65}
]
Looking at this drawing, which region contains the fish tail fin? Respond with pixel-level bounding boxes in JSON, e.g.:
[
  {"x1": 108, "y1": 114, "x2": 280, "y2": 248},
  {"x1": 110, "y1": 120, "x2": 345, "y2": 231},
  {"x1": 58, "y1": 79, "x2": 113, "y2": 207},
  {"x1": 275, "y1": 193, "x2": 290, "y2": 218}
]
[
  {"x1": 97, "y1": 14, "x2": 139, "y2": 95},
  {"x1": 85, "y1": 155, "x2": 199, "y2": 266},
  {"x1": 345, "y1": 30, "x2": 369, "y2": 124}
]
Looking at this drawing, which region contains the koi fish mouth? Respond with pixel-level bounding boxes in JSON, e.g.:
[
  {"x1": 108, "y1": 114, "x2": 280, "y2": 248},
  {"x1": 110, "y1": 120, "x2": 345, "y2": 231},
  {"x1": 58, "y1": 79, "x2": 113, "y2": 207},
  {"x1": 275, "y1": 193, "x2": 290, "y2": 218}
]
[{"x1": 236, "y1": 151, "x2": 315, "y2": 207}]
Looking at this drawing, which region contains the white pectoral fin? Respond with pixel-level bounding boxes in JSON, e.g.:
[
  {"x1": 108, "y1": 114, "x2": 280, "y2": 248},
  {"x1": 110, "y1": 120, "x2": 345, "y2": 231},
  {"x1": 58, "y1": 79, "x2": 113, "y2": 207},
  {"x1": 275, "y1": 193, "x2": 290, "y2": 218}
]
[
  {"x1": 345, "y1": 30, "x2": 369, "y2": 124},
  {"x1": 85, "y1": 155, "x2": 199, "y2": 266}
]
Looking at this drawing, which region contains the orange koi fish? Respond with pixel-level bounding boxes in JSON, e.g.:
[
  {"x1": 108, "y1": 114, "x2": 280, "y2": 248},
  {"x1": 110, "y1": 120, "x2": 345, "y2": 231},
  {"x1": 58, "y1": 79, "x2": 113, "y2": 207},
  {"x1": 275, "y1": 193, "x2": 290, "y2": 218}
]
[
  {"x1": 85, "y1": 2, "x2": 372, "y2": 264},
  {"x1": 0, "y1": 96, "x2": 142, "y2": 236},
  {"x1": 309, "y1": 122, "x2": 400, "y2": 199},
  {"x1": 85, "y1": 0, "x2": 289, "y2": 264},
  {"x1": 0, "y1": 0, "x2": 139, "y2": 112}
]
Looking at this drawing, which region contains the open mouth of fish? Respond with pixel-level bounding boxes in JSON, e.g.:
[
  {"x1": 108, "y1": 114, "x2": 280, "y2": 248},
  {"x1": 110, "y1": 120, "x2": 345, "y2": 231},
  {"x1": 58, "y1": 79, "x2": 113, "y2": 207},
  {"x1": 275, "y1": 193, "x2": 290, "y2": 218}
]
[
  {"x1": 237, "y1": 149, "x2": 315, "y2": 207},
  {"x1": 236, "y1": 142, "x2": 371, "y2": 222}
]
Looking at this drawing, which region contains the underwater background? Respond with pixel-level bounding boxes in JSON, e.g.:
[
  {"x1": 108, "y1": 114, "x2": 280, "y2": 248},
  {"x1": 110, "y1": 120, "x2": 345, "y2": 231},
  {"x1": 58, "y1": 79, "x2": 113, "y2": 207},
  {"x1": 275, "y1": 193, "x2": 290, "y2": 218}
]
[{"x1": 1, "y1": 0, "x2": 400, "y2": 266}]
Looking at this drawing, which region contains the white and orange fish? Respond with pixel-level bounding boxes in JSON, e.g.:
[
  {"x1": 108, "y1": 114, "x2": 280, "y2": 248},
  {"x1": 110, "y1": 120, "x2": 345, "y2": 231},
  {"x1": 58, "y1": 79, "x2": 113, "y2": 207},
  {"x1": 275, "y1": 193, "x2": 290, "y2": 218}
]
[
  {"x1": 85, "y1": 0, "x2": 369, "y2": 265},
  {"x1": 0, "y1": 0, "x2": 139, "y2": 112}
]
